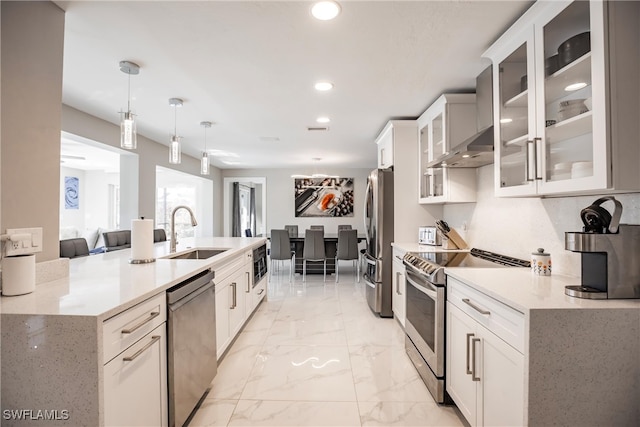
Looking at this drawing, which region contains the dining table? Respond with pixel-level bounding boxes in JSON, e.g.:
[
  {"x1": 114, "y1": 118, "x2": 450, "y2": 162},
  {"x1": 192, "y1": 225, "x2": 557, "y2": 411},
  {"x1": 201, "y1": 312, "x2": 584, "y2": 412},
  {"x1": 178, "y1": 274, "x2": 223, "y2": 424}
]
[{"x1": 267, "y1": 232, "x2": 366, "y2": 275}]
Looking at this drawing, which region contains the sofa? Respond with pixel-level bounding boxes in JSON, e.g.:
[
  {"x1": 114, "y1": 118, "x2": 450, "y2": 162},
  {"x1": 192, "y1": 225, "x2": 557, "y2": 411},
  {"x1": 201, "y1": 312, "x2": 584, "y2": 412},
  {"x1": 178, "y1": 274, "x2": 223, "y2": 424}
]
[{"x1": 102, "y1": 230, "x2": 131, "y2": 252}]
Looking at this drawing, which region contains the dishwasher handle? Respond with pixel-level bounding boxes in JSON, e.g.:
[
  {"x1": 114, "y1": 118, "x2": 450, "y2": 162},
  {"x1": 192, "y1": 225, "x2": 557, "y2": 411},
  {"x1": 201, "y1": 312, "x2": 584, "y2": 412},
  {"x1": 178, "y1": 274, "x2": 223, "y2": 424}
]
[
  {"x1": 167, "y1": 270, "x2": 214, "y2": 305},
  {"x1": 168, "y1": 279, "x2": 214, "y2": 312}
]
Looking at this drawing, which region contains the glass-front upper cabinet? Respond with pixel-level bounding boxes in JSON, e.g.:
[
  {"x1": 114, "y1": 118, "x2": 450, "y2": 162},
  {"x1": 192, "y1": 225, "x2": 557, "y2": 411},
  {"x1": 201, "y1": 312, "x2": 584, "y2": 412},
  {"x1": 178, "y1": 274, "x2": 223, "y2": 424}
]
[
  {"x1": 418, "y1": 94, "x2": 477, "y2": 204},
  {"x1": 485, "y1": 0, "x2": 640, "y2": 197}
]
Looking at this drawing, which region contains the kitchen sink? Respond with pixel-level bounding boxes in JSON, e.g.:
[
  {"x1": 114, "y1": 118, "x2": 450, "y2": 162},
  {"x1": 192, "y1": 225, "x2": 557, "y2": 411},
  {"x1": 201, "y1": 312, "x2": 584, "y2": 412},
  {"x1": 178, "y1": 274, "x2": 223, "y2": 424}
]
[{"x1": 163, "y1": 248, "x2": 229, "y2": 260}]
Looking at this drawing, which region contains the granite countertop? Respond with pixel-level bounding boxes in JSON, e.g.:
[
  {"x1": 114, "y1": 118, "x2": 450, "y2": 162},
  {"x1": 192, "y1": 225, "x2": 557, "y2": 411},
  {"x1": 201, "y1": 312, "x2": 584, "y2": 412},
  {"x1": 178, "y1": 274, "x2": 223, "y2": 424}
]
[
  {"x1": 445, "y1": 267, "x2": 640, "y2": 313},
  {"x1": 0, "y1": 237, "x2": 266, "y2": 320}
]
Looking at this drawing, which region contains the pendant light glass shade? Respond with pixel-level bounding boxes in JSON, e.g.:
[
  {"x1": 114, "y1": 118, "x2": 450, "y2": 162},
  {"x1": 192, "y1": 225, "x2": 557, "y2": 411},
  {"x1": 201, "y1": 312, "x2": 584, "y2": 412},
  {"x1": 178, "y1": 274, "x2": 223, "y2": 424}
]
[
  {"x1": 120, "y1": 111, "x2": 137, "y2": 149},
  {"x1": 168, "y1": 98, "x2": 183, "y2": 164},
  {"x1": 201, "y1": 152, "x2": 210, "y2": 175},
  {"x1": 169, "y1": 135, "x2": 181, "y2": 164},
  {"x1": 119, "y1": 61, "x2": 140, "y2": 150},
  {"x1": 200, "y1": 121, "x2": 212, "y2": 175}
]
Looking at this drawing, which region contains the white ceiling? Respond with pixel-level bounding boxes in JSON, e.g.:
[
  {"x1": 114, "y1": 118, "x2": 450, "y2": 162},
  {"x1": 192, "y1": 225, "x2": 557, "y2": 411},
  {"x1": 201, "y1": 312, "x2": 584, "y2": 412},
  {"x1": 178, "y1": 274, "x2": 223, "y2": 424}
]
[{"x1": 55, "y1": 0, "x2": 532, "y2": 170}]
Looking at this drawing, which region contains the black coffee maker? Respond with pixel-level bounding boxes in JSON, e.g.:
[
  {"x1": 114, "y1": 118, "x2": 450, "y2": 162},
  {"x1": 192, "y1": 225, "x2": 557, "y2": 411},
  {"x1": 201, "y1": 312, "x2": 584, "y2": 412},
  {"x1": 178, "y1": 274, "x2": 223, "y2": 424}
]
[{"x1": 565, "y1": 196, "x2": 640, "y2": 299}]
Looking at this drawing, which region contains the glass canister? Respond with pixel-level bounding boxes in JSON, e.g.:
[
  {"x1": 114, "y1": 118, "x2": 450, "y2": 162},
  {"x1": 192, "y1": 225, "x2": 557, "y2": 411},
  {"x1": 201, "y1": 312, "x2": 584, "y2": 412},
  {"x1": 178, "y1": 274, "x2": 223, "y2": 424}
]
[{"x1": 531, "y1": 248, "x2": 551, "y2": 276}]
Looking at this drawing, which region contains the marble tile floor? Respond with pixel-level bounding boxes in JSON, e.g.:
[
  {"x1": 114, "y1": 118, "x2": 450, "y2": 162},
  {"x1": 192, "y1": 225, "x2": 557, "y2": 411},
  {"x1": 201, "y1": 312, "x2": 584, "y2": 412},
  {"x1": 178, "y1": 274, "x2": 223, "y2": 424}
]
[{"x1": 188, "y1": 266, "x2": 464, "y2": 427}]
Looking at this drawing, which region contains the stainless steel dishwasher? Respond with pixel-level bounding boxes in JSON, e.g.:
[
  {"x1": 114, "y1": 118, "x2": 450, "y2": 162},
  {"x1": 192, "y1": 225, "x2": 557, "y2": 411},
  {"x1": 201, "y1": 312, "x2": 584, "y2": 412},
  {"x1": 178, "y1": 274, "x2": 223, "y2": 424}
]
[{"x1": 167, "y1": 269, "x2": 216, "y2": 427}]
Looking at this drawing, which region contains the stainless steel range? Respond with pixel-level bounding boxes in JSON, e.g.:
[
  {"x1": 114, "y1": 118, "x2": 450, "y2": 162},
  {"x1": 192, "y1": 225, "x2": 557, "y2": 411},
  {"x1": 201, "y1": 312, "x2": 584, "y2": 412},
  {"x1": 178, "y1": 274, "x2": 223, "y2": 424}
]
[{"x1": 402, "y1": 248, "x2": 529, "y2": 404}]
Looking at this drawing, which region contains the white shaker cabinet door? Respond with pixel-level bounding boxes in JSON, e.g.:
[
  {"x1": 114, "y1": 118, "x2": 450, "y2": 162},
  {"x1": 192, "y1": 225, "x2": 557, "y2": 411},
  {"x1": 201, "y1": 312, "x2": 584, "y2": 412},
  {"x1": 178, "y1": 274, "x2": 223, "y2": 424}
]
[
  {"x1": 477, "y1": 323, "x2": 525, "y2": 427},
  {"x1": 104, "y1": 323, "x2": 168, "y2": 427},
  {"x1": 446, "y1": 302, "x2": 478, "y2": 426}
]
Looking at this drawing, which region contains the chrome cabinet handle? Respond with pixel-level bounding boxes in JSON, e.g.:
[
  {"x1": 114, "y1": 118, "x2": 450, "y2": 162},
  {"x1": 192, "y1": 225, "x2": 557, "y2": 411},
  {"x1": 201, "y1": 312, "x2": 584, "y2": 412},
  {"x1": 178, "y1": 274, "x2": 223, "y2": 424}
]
[
  {"x1": 246, "y1": 272, "x2": 251, "y2": 293},
  {"x1": 462, "y1": 298, "x2": 490, "y2": 315},
  {"x1": 471, "y1": 337, "x2": 481, "y2": 381},
  {"x1": 525, "y1": 139, "x2": 534, "y2": 182},
  {"x1": 230, "y1": 283, "x2": 237, "y2": 309},
  {"x1": 534, "y1": 137, "x2": 543, "y2": 180},
  {"x1": 123, "y1": 335, "x2": 160, "y2": 362},
  {"x1": 121, "y1": 311, "x2": 160, "y2": 334},
  {"x1": 466, "y1": 333, "x2": 474, "y2": 375}
]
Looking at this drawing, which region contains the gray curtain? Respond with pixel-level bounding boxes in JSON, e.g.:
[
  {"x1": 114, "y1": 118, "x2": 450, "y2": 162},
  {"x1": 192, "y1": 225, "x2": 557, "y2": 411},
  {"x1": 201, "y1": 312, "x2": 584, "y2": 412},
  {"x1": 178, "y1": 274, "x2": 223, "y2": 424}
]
[
  {"x1": 250, "y1": 187, "x2": 256, "y2": 236},
  {"x1": 232, "y1": 182, "x2": 241, "y2": 237}
]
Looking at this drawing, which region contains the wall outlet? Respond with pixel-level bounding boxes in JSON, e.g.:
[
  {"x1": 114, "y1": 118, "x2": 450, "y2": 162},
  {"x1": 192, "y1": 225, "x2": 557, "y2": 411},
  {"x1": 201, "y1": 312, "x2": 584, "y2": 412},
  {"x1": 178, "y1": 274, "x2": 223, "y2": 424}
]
[{"x1": 5, "y1": 227, "x2": 43, "y2": 256}]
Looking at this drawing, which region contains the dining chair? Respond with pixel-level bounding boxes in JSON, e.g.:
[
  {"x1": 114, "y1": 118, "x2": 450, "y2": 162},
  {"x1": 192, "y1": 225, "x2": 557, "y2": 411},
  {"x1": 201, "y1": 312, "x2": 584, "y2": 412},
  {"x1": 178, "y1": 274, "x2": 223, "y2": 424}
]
[
  {"x1": 303, "y1": 229, "x2": 326, "y2": 282},
  {"x1": 270, "y1": 229, "x2": 295, "y2": 282},
  {"x1": 310, "y1": 225, "x2": 324, "y2": 233},
  {"x1": 284, "y1": 225, "x2": 298, "y2": 238},
  {"x1": 59, "y1": 238, "x2": 90, "y2": 259},
  {"x1": 245, "y1": 229, "x2": 253, "y2": 237},
  {"x1": 335, "y1": 229, "x2": 360, "y2": 283},
  {"x1": 153, "y1": 228, "x2": 167, "y2": 242},
  {"x1": 337, "y1": 225, "x2": 352, "y2": 231}
]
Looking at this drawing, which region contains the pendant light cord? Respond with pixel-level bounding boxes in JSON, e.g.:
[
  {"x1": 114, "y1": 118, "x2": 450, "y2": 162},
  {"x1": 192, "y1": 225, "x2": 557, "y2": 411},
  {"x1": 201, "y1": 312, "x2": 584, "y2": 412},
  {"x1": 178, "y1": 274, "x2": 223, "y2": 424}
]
[
  {"x1": 204, "y1": 126, "x2": 207, "y2": 151},
  {"x1": 127, "y1": 72, "x2": 131, "y2": 112},
  {"x1": 174, "y1": 105, "x2": 177, "y2": 136}
]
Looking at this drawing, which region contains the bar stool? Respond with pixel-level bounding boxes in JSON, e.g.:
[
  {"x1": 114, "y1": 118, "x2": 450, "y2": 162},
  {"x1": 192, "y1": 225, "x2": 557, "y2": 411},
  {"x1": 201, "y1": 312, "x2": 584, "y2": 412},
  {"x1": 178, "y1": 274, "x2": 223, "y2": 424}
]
[
  {"x1": 336, "y1": 229, "x2": 360, "y2": 282},
  {"x1": 270, "y1": 229, "x2": 295, "y2": 282},
  {"x1": 303, "y1": 229, "x2": 326, "y2": 282}
]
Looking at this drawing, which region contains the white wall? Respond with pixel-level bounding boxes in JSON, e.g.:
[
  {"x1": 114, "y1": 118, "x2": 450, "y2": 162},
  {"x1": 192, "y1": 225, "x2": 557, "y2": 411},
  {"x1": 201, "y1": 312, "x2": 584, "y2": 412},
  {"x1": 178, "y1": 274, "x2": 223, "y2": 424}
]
[
  {"x1": 62, "y1": 105, "x2": 223, "y2": 236},
  {"x1": 444, "y1": 165, "x2": 640, "y2": 276},
  {"x1": 222, "y1": 168, "x2": 372, "y2": 235}
]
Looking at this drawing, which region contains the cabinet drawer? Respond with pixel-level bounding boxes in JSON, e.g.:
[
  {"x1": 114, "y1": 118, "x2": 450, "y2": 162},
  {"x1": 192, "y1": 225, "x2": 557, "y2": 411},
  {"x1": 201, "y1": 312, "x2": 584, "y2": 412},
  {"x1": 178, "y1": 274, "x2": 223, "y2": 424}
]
[
  {"x1": 392, "y1": 247, "x2": 406, "y2": 263},
  {"x1": 103, "y1": 293, "x2": 167, "y2": 363},
  {"x1": 447, "y1": 277, "x2": 524, "y2": 353},
  {"x1": 213, "y1": 253, "x2": 246, "y2": 283}
]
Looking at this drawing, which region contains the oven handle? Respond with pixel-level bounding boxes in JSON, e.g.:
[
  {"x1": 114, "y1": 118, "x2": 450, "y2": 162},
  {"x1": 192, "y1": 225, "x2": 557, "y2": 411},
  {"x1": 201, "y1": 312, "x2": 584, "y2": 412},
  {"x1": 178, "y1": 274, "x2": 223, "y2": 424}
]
[{"x1": 406, "y1": 271, "x2": 438, "y2": 301}]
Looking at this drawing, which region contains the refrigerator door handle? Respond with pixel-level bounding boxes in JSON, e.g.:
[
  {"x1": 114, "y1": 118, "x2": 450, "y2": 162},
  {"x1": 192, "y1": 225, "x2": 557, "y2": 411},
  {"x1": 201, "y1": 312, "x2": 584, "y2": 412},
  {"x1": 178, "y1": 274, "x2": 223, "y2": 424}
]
[
  {"x1": 363, "y1": 177, "x2": 372, "y2": 247},
  {"x1": 364, "y1": 253, "x2": 377, "y2": 266},
  {"x1": 363, "y1": 273, "x2": 376, "y2": 289}
]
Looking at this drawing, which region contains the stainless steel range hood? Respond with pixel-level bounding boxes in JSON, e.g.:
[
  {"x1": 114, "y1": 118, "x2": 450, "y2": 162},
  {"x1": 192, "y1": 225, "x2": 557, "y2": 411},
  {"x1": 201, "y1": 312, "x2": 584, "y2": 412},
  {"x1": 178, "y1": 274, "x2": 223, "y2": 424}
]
[{"x1": 427, "y1": 65, "x2": 494, "y2": 168}]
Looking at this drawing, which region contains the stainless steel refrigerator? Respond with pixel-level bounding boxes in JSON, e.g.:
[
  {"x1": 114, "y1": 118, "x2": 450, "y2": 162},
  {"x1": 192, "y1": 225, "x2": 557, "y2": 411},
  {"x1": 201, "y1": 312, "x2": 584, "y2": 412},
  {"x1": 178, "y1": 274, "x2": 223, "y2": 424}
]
[{"x1": 363, "y1": 168, "x2": 394, "y2": 317}]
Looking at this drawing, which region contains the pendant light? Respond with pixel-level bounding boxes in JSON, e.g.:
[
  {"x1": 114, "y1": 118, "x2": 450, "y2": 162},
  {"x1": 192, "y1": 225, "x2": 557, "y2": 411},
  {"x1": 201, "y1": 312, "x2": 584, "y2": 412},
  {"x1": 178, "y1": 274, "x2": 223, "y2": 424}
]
[
  {"x1": 168, "y1": 98, "x2": 183, "y2": 164},
  {"x1": 200, "y1": 121, "x2": 212, "y2": 175},
  {"x1": 119, "y1": 61, "x2": 140, "y2": 150}
]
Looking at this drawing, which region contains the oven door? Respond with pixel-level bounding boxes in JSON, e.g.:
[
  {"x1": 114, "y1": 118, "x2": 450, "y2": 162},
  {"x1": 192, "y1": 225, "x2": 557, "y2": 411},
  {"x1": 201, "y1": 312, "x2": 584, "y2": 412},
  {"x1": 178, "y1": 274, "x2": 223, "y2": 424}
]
[{"x1": 404, "y1": 268, "x2": 445, "y2": 377}]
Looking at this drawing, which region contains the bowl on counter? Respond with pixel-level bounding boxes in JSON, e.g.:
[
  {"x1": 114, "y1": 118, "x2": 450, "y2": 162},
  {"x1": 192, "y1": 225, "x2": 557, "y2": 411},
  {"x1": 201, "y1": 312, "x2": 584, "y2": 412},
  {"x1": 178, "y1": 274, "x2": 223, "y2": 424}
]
[{"x1": 558, "y1": 32, "x2": 591, "y2": 68}]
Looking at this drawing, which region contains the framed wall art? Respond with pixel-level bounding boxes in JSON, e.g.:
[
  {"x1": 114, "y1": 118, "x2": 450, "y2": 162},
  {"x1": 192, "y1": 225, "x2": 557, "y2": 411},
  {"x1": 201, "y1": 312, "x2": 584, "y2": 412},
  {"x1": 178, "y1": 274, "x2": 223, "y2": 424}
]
[
  {"x1": 64, "y1": 176, "x2": 79, "y2": 210},
  {"x1": 294, "y1": 177, "x2": 354, "y2": 217}
]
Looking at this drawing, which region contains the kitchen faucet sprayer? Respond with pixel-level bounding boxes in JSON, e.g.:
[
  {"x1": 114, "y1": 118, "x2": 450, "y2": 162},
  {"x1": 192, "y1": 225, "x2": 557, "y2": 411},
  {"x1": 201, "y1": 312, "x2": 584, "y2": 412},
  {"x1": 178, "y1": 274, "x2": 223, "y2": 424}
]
[{"x1": 170, "y1": 206, "x2": 198, "y2": 252}]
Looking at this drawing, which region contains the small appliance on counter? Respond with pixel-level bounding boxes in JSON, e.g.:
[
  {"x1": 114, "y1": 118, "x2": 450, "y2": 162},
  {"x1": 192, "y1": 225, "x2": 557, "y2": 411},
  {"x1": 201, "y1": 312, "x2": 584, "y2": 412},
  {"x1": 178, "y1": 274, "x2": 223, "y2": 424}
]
[
  {"x1": 565, "y1": 196, "x2": 640, "y2": 299},
  {"x1": 435, "y1": 220, "x2": 468, "y2": 249},
  {"x1": 418, "y1": 226, "x2": 441, "y2": 246}
]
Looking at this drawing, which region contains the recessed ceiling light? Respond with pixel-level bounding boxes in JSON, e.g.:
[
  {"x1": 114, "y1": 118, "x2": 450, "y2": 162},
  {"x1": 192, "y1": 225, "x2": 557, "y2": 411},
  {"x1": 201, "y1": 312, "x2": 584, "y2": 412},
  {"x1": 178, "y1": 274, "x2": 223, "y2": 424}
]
[
  {"x1": 462, "y1": 154, "x2": 471, "y2": 158},
  {"x1": 565, "y1": 82, "x2": 587, "y2": 91},
  {"x1": 311, "y1": 1, "x2": 341, "y2": 21},
  {"x1": 316, "y1": 117, "x2": 330, "y2": 124},
  {"x1": 500, "y1": 118, "x2": 513, "y2": 124},
  {"x1": 314, "y1": 81, "x2": 334, "y2": 91}
]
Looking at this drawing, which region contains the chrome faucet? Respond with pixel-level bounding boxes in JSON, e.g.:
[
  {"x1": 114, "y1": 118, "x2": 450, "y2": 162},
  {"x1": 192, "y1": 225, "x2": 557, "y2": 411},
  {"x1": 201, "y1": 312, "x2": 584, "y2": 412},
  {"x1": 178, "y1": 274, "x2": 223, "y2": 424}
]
[{"x1": 170, "y1": 205, "x2": 198, "y2": 253}]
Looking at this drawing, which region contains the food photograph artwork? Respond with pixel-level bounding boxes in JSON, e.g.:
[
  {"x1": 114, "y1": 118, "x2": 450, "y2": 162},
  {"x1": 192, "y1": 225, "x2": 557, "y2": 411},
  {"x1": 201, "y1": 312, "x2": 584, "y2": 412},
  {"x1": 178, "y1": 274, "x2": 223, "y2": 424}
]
[{"x1": 294, "y1": 177, "x2": 354, "y2": 217}]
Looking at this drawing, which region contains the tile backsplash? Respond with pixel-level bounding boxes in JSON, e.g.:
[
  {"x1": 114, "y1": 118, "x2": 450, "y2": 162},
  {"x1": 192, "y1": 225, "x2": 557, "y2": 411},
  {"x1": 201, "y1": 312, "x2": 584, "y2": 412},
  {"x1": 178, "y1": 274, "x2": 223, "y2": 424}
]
[{"x1": 443, "y1": 165, "x2": 640, "y2": 277}]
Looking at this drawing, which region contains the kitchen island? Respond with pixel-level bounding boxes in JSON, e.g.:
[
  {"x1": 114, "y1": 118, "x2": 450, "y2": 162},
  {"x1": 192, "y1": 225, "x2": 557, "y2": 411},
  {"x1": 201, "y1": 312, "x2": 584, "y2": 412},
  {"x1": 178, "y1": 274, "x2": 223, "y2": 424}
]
[
  {"x1": 0, "y1": 236, "x2": 267, "y2": 426},
  {"x1": 445, "y1": 268, "x2": 640, "y2": 426}
]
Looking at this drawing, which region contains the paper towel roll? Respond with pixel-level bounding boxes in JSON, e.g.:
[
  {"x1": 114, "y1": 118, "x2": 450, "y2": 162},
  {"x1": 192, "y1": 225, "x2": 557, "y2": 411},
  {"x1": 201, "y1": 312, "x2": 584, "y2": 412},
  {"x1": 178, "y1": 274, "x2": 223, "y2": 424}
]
[
  {"x1": 131, "y1": 219, "x2": 155, "y2": 262},
  {"x1": 2, "y1": 254, "x2": 36, "y2": 296}
]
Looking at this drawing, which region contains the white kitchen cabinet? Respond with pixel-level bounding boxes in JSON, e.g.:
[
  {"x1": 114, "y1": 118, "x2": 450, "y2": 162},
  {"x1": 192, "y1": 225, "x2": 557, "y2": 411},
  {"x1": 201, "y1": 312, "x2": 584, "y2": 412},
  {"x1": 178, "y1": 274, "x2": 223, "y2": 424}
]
[
  {"x1": 214, "y1": 249, "x2": 268, "y2": 358},
  {"x1": 104, "y1": 323, "x2": 168, "y2": 427},
  {"x1": 376, "y1": 123, "x2": 394, "y2": 168},
  {"x1": 446, "y1": 277, "x2": 524, "y2": 427},
  {"x1": 103, "y1": 293, "x2": 168, "y2": 426},
  {"x1": 418, "y1": 94, "x2": 478, "y2": 204},
  {"x1": 484, "y1": 0, "x2": 640, "y2": 197},
  {"x1": 391, "y1": 247, "x2": 406, "y2": 328}
]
